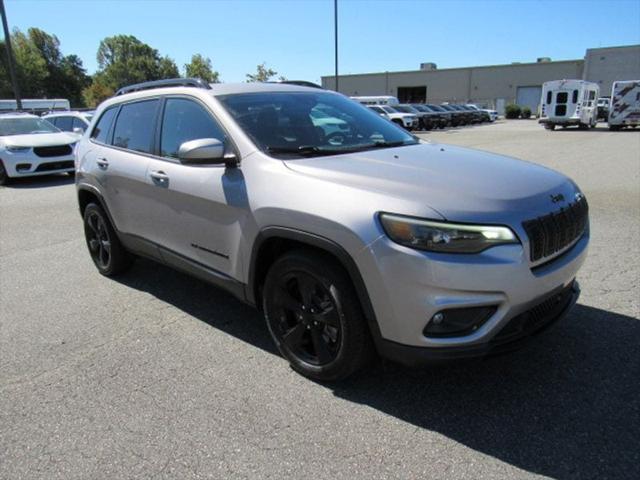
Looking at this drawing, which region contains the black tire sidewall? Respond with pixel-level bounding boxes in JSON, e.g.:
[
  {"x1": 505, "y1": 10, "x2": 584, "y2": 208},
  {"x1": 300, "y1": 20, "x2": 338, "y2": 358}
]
[
  {"x1": 263, "y1": 251, "x2": 372, "y2": 381},
  {"x1": 83, "y1": 203, "x2": 131, "y2": 276}
]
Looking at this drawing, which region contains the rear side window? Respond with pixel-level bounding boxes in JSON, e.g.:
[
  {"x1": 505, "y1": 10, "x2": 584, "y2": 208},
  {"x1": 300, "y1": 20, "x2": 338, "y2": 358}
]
[
  {"x1": 546, "y1": 91, "x2": 552, "y2": 104},
  {"x1": 91, "y1": 107, "x2": 118, "y2": 144},
  {"x1": 572, "y1": 90, "x2": 579, "y2": 103},
  {"x1": 112, "y1": 100, "x2": 159, "y2": 154},
  {"x1": 55, "y1": 116, "x2": 74, "y2": 132},
  {"x1": 72, "y1": 118, "x2": 87, "y2": 131},
  {"x1": 160, "y1": 98, "x2": 226, "y2": 159}
]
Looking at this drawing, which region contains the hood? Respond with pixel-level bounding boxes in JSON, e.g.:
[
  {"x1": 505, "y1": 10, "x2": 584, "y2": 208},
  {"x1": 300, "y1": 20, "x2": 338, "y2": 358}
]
[
  {"x1": 1, "y1": 132, "x2": 80, "y2": 148},
  {"x1": 283, "y1": 143, "x2": 579, "y2": 223}
]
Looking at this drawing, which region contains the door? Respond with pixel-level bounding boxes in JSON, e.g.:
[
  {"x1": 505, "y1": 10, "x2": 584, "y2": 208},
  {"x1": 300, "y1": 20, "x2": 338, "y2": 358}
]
[
  {"x1": 93, "y1": 99, "x2": 161, "y2": 239},
  {"x1": 145, "y1": 96, "x2": 248, "y2": 278},
  {"x1": 516, "y1": 86, "x2": 542, "y2": 113}
]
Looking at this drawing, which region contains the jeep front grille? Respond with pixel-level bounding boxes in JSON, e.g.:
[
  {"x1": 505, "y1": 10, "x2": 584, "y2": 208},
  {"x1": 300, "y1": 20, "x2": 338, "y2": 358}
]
[{"x1": 522, "y1": 195, "x2": 588, "y2": 263}]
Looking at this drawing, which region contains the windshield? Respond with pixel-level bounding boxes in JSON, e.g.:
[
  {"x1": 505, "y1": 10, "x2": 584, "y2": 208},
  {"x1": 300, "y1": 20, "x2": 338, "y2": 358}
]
[
  {"x1": 394, "y1": 105, "x2": 417, "y2": 113},
  {"x1": 0, "y1": 117, "x2": 60, "y2": 136},
  {"x1": 427, "y1": 104, "x2": 445, "y2": 112},
  {"x1": 219, "y1": 92, "x2": 418, "y2": 158}
]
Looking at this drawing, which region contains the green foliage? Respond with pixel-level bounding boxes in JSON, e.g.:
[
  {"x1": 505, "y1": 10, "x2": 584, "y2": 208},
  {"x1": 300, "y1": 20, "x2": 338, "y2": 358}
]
[
  {"x1": 184, "y1": 54, "x2": 219, "y2": 83},
  {"x1": 505, "y1": 104, "x2": 522, "y2": 119},
  {"x1": 246, "y1": 62, "x2": 278, "y2": 82},
  {"x1": 520, "y1": 106, "x2": 532, "y2": 119},
  {"x1": 82, "y1": 75, "x2": 114, "y2": 108}
]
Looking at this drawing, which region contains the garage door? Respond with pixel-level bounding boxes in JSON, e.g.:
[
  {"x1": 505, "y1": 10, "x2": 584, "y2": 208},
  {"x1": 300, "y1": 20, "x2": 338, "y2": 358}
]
[{"x1": 516, "y1": 86, "x2": 542, "y2": 112}]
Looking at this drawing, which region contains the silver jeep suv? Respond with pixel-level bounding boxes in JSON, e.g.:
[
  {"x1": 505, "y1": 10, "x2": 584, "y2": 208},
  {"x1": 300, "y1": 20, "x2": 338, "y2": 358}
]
[{"x1": 75, "y1": 79, "x2": 589, "y2": 381}]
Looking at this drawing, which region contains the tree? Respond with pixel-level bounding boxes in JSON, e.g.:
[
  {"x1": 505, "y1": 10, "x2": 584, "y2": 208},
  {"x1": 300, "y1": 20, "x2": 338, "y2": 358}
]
[
  {"x1": 96, "y1": 34, "x2": 171, "y2": 90},
  {"x1": 158, "y1": 55, "x2": 179, "y2": 79},
  {"x1": 246, "y1": 62, "x2": 278, "y2": 82},
  {"x1": 184, "y1": 54, "x2": 219, "y2": 83},
  {"x1": 82, "y1": 75, "x2": 114, "y2": 108},
  {"x1": 0, "y1": 28, "x2": 89, "y2": 106}
]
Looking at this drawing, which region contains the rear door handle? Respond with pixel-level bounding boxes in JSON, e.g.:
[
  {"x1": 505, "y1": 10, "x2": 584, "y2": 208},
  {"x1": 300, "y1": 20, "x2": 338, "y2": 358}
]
[
  {"x1": 96, "y1": 157, "x2": 109, "y2": 169},
  {"x1": 149, "y1": 170, "x2": 169, "y2": 187}
]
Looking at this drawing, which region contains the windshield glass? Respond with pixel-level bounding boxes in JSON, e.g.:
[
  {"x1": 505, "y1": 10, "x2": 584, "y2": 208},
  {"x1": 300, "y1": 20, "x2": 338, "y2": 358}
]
[
  {"x1": 219, "y1": 92, "x2": 418, "y2": 158},
  {"x1": 427, "y1": 104, "x2": 445, "y2": 112},
  {"x1": 394, "y1": 105, "x2": 417, "y2": 113},
  {"x1": 0, "y1": 117, "x2": 60, "y2": 136}
]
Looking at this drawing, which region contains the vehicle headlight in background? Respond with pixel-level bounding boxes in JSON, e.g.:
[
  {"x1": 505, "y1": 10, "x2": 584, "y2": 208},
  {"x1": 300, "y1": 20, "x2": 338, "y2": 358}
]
[
  {"x1": 6, "y1": 146, "x2": 30, "y2": 153},
  {"x1": 379, "y1": 213, "x2": 519, "y2": 253}
]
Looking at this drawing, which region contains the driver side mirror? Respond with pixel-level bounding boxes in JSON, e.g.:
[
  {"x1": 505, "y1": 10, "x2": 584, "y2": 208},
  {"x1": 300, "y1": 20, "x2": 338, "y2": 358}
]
[
  {"x1": 73, "y1": 127, "x2": 84, "y2": 134},
  {"x1": 178, "y1": 138, "x2": 238, "y2": 167}
]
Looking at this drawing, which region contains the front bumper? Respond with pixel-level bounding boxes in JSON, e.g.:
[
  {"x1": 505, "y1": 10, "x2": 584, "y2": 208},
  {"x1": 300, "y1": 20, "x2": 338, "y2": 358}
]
[
  {"x1": 378, "y1": 281, "x2": 579, "y2": 366},
  {"x1": 2, "y1": 153, "x2": 75, "y2": 178},
  {"x1": 355, "y1": 229, "x2": 588, "y2": 357}
]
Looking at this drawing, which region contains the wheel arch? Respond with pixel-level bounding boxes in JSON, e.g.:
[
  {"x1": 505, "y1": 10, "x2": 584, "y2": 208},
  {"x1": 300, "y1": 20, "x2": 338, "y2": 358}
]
[{"x1": 247, "y1": 227, "x2": 383, "y2": 343}]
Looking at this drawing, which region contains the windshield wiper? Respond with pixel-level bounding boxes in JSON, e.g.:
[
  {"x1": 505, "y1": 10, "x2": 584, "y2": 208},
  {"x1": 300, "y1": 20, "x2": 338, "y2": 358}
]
[
  {"x1": 266, "y1": 145, "x2": 337, "y2": 157},
  {"x1": 371, "y1": 140, "x2": 414, "y2": 148}
]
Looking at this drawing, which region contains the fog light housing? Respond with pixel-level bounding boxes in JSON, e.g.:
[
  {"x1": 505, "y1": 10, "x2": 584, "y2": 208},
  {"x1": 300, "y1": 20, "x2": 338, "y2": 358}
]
[
  {"x1": 16, "y1": 163, "x2": 32, "y2": 172},
  {"x1": 423, "y1": 306, "x2": 497, "y2": 338}
]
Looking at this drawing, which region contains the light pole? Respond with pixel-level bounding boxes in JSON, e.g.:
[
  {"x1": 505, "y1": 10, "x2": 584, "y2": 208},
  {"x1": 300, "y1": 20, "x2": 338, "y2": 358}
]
[
  {"x1": 334, "y1": 0, "x2": 339, "y2": 92},
  {"x1": 0, "y1": 0, "x2": 21, "y2": 110}
]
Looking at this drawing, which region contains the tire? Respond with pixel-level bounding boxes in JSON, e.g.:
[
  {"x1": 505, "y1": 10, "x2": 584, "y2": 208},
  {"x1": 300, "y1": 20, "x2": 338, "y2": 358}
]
[
  {"x1": 578, "y1": 123, "x2": 588, "y2": 130},
  {"x1": 262, "y1": 250, "x2": 374, "y2": 381},
  {"x1": 83, "y1": 202, "x2": 133, "y2": 276},
  {"x1": 609, "y1": 125, "x2": 621, "y2": 131},
  {"x1": 0, "y1": 160, "x2": 10, "y2": 186},
  {"x1": 544, "y1": 124, "x2": 555, "y2": 131}
]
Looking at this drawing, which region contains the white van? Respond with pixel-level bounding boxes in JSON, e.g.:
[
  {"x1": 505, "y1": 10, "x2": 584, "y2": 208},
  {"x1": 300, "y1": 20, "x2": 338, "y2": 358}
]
[
  {"x1": 539, "y1": 80, "x2": 599, "y2": 130},
  {"x1": 608, "y1": 80, "x2": 640, "y2": 130},
  {"x1": 350, "y1": 96, "x2": 399, "y2": 106}
]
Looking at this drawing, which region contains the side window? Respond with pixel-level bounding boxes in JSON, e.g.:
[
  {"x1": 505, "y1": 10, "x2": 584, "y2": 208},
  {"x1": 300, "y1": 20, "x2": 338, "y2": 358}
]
[
  {"x1": 112, "y1": 99, "x2": 159, "y2": 154},
  {"x1": 589, "y1": 91, "x2": 596, "y2": 101},
  {"x1": 91, "y1": 107, "x2": 118, "y2": 144},
  {"x1": 160, "y1": 98, "x2": 226, "y2": 159},
  {"x1": 546, "y1": 91, "x2": 552, "y2": 104},
  {"x1": 72, "y1": 118, "x2": 87, "y2": 131},
  {"x1": 56, "y1": 116, "x2": 74, "y2": 132},
  {"x1": 572, "y1": 90, "x2": 579, "y2": 104}
]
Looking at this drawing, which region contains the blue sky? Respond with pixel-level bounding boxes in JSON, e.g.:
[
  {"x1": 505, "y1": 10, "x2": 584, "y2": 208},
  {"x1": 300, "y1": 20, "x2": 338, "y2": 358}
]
[{"x1": 4, "y1": 0, "x2": 640, "y2": 83}]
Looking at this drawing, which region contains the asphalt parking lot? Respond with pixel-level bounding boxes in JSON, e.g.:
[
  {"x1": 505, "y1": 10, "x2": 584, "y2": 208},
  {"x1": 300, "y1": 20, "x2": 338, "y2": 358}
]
[{"x1": 1, "y1": 120, "x2": 639, "y2": 480}]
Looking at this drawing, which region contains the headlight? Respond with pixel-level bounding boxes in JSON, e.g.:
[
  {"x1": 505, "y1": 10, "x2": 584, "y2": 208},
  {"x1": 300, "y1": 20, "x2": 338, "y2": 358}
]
[
  {"x1": 379, "y1": 213, "x2": 519, "y2": 253},
  {"x1": 6, "y1": 146, "x2": 30, "y2": 153}
]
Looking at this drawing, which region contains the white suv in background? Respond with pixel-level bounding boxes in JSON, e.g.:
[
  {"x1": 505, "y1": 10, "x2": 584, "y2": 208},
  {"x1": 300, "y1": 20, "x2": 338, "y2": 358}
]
[
  {"x1": 367, "y1": 105, "x2": 418, "y2": 130},
  {"x1": 43, "y1": 111, "x2": 95, "y2": 134},
  {"x1": 0, "y1": 113, "x2": 80, "y2": 185}
]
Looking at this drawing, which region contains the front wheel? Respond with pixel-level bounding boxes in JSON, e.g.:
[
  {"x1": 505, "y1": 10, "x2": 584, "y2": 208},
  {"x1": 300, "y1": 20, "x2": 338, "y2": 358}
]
[
  {"x1": 0, "y1": 160, "x2": 10, "y2": 186},
  {"x1": 83, "y1": 203, "x2": 133, "y2": 276},
  {"x1": 263, "y1": 250, "x2": 374, "y2": 381},
  {"x1": 544, "y1": 124, "x2": 555, "y2": 130}
]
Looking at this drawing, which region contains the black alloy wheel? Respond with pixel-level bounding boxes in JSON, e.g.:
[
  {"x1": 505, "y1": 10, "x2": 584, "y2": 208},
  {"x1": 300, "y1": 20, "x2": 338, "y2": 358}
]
[
  {"x1": 263, "y1": 251, "x2": 373, "y2": 381},
  {"x1": 83, "y1": 203, "x2": 133, "y2": 276}
]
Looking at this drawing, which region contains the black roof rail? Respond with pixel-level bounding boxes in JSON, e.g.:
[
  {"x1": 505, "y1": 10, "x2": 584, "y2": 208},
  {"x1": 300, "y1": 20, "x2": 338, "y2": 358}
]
[
  {"x1": 115, "y1": 78, "x2": 211, "y2": 96},
  {"x1": 267, "y1": 80, "x2": 324, "y2": 89}
]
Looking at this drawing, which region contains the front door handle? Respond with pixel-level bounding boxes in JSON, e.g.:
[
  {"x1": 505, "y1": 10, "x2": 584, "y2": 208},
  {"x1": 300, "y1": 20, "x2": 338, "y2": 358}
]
[
  {"x1": 96, "y1": 157, "x2": 109, "y2": 169},
  {"x1": 150, "y1": 170, "x2": 169, "y2": 187}
]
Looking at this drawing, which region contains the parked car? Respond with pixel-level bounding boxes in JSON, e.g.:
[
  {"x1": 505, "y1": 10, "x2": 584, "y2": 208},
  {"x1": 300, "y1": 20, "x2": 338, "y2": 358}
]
[
  {"x1": 410, "y1": 104, "x2": 447, "y2": 129},
  {"x1": 367, "y1": 105, "x2": 418, "y2": 130},
  {"x1": 466, "y1": 104, "x2": 494, "y2": 122},
  {"x1": 392, "y1": 104, "x2": 432, "y2": 130},
  {"x1": 596, "y1": 97, "x2": 610, "y2": 121},
  {"x1": 539, "y1": 79, "x2": 599, "y2": 130},
  {"x1": 76, "y1": 79, "x2": 589, "y2": 381},
  {"x1": 367, "y1": 105, "x2": 390, "y2": 120},
  {"x1": 43, "y1": 110, "x2": 95, "y2": 134},
  {"x1": 425, "y1": 104, "x2": 453, "y2": 127},
  {"x1": 440, "y1": 104, "x2": 468, "y2": 126},
  {"x1": 608, "y1": 80, "x2": 640, "y2": 130},
  {"x1": 350, "y1": 95, "x2": 399, "y2": 106},
  {"x1": 451, "y1": 104, "x2": 481, "y2": 124},
  {"x1": 0, "y1": 113, "x2": 79, "y2": 185}
]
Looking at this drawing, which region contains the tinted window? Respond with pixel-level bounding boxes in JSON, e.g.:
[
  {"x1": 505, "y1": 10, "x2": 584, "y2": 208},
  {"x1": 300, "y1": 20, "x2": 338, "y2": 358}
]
[
  {"x1": 557, "y1": 92, "x2": 568, "y2": 104},
  {"x1": 91, "y1": 107, "x2": 118, "y2": 143},
  {"x1": 72, "y1": 118, "x2": 87, "y2": 131},
  {"x1": 55, "y1": 116, "x2": 74, "y2": 132},
  {"x1": 589, "y1": 91, "x2": 596, "y2": 100},
  {"x1": 546, "y1": 91, "x2": 552, "y2": 104},
  {"x1": 112, "y1": 100, "x2": 159, "y2": 154},
  {"x1": 160, "y1": 98, "x2": 226, "y2": 159},
  {"x1": 572, "y1": 90, "x2": 579, "y2": 103}
]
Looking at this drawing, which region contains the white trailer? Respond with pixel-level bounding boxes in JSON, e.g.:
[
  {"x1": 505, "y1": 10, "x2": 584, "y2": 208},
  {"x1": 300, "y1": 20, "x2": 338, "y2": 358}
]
[
  {"x1": 608, "y1": 80, "x2": 640, "y2": 130},
  {"x1": 350, "y1": 96, "x2": 399, "y2": 106},
  {"x1": 539, "y1": 80, "x2": 599, "y2": 130}
]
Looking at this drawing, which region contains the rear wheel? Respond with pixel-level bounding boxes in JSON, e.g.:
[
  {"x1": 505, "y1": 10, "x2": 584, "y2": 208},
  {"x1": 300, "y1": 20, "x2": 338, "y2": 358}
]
[
  {"x1": 263, "y1": 250, "x2": 373, "y2": 381},
  {"x1": 544, "y1": 124, "x2": 555, "y2": 130},
  {"x1": 83, "y1": 203, "x2": 133, "y2": 276}
]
